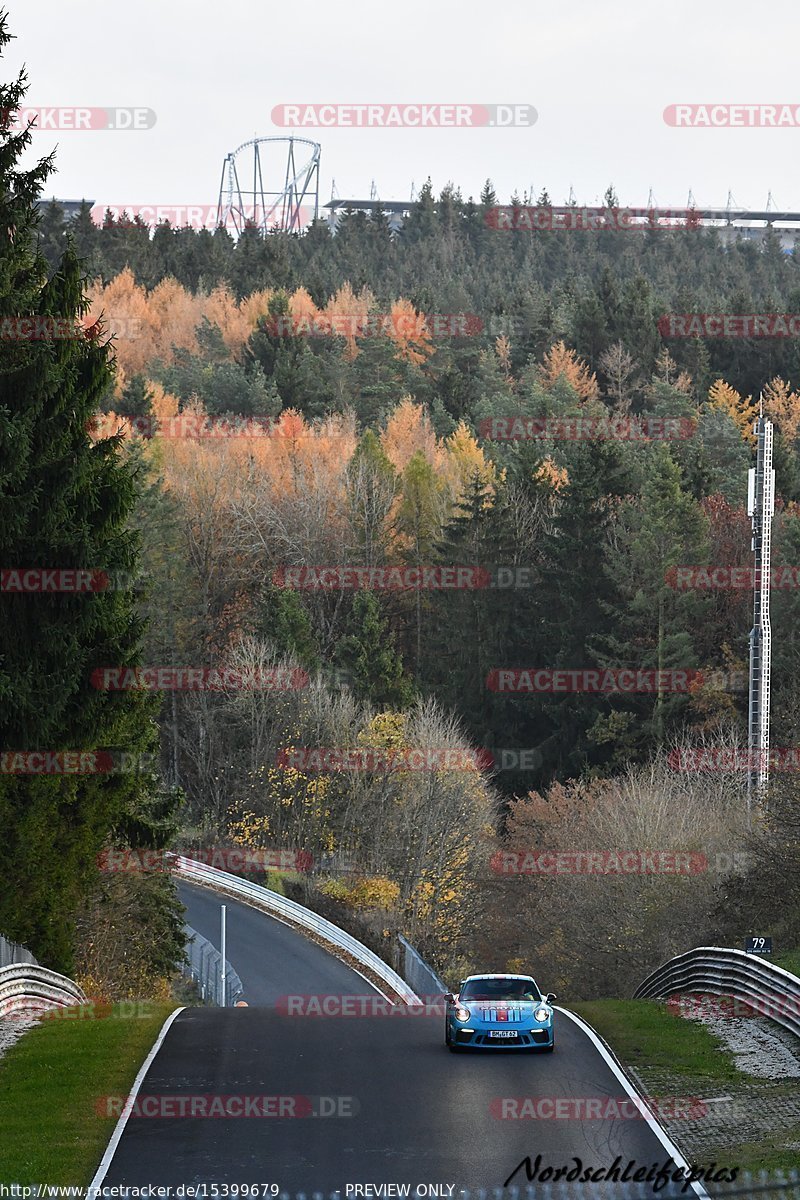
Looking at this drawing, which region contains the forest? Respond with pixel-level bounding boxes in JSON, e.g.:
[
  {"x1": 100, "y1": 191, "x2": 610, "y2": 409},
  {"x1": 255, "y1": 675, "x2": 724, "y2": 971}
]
[{"x1": 4, "y1": 136, "x2": 800, "y2": 998}]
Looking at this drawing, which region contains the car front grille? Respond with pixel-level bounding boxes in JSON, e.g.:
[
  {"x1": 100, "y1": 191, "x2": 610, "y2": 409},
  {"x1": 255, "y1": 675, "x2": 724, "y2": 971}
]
[{"x1": 455, "y1": 1028, "x2": 550, "y2": 1047}]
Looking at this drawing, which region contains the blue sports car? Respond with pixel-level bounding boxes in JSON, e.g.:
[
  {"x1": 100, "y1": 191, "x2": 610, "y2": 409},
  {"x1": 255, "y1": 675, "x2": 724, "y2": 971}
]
[{"x1": 444, "y1": 973, "x2": 556, "y2": 1052}]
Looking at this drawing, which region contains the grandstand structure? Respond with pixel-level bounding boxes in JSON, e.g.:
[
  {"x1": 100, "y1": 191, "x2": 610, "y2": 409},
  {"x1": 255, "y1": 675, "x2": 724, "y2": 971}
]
[{"x1": 324, "y1": 197, "x2": 800, "y2": 248}]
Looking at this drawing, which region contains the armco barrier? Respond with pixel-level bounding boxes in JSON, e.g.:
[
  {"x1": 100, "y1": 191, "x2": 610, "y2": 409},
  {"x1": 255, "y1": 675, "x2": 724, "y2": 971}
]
[
  {"x1": 0, "y1": 962, "x2": 86, "y2": 1017},
  {"x1": 398, "y1": 933, "x2": 446, "y2": 997},
  {"x1": 0, "y1": 932, "x2": 37, "y2": 968},
  {"x1": 172, "y1": 854, "x2": 420, "y2": 1003},
  {"x1": 634, "y1": 946, "x2": 800, "y2": 1037},
  {"x1": 184, "y1": 923, "x2": 243, "y2": 1006}
]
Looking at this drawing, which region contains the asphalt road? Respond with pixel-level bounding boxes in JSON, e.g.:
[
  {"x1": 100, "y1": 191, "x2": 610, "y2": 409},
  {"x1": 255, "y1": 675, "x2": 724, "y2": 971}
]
[
  {"x1": 96, "y1": 882, "x2": 699, "y2": 1194},
  {"x1": 178, "y1": 880, "x2": 376, "y2": 1004}
]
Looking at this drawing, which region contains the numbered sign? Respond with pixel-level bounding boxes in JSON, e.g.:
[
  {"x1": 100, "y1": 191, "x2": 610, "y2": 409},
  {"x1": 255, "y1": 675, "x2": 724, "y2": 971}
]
[{"x1": 745, "y1": 936, "x2": 772, "y2": 955}]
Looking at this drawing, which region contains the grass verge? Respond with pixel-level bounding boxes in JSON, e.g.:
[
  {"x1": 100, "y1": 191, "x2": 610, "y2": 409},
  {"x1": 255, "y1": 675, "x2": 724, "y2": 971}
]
[
  {"x1": 569, "y1": 998, "x2": 742, "y2": 1081},
  {"x1": 569, "y1": 998, "x2": 800, "y2": 1174},
  {"x1": 0, "y1": 1003, "x2": 178, "y2": 1185},
  {"x1": 772, "y1": 949, "x2": 800, "y2": 979}
]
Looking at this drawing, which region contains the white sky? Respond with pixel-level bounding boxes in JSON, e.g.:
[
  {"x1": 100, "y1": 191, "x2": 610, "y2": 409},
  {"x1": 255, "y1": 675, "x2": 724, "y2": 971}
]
[{"x1": 5, "y1": 0, "x2": 800, "y2": 216}]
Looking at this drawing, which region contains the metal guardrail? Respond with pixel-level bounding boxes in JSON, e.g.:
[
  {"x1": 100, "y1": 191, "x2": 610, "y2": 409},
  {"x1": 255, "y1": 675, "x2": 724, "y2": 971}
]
[
  {"x1": 172, "y1": 855, "x2": 420, "y2": 1004},
  {"x1": 0, "y1": 962, "x2": 86, "y2": 1017},
  {"x1": 0, "y1": 932, "x2": 37, "y2": 968},
  {"x1": 634, "y1": 946, "x2": 800, "y2": 1038},
  {"x1": 184, "y1": 923, "x2": 244, "y2": 1007},
  {"x1": 397, "y1": 933, "x2": 446, "y2": 998}
]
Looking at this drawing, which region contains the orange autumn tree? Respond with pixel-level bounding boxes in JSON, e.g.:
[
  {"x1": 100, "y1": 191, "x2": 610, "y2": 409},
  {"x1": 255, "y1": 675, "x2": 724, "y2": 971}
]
[
  {"x1": 144, "y1": 277, "x2": 204, "y2": 364},
  {"x1": 706, "y1": 379, "x2": 758, "y2": 444},
  {"x1": 539, "y1": 340, "x2": 599, "y2": 401},
  {"x1": 443, "y1": 421, "x2": 500, "y2": 509},
  {"x1": 386, "y1": 298, "x2": 434, "y2": 365},
  {"x1": 289, "y1": 286, "x2": 323, "y2": 332},
  {"x1": 495, "y1": 334, "x2": 512, "y2": 380},
  {"x1": 204, "y1": 284, "x2": 270, "y2": 356},
  {"x1": 381, "y1": 398, "x2": 444, "y2": 474},
  {"x1": 324, "y1": 282, "x2": 375, "y2": 359},
  {"x1": 87, "y1": 271, "x2": 271, "y2": 376},
  {"x1": 85, "y1": 268, "x2": 152, "y2": 376},
  {"x1": 535, "y1": 456, "x2": 569, "y2": 492},
  {"x1": 762, "y1": 376, "x2": 800, "y2": 443}
]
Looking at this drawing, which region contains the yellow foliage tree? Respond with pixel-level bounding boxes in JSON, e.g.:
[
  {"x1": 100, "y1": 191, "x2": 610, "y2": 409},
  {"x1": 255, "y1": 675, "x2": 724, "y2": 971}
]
[
  {"x1": 381, "y1": 398, "x2": 444, "y2": 473},
  {"x1": 386, "y1": 298, "x2": 434, "y2": 365},
  {"x1": 540, "y1": 340, "x2": 599, "y2": 401},
  {"x1": 324, "y1": 282, "x2": 375, "y2": 359},
  {"x1": 763, "y1": 376, "x2": 800, "y2": 443},
  {"x1": 443, "y1": 421, "x2": 499, "y2": 507},
  {"x1": 495, "y1": 333, "x2": 512, "y2": 379},
  {"x1": 535, "y1": 456, "x2": 569, "y2": 491},
  {"x1": 707, "y1": 378, "x2": 758, "y2": 443}
]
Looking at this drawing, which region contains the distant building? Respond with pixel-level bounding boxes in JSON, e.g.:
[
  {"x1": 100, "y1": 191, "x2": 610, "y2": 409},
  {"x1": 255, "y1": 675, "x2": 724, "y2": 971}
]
[
  {"x1": 36, "y1": 198, "x2": 93, "y2": 220},
  {"x1": 324, "y1": 199, "x2": 411, "y2": 234},
  {"x1": 325, "y1": 198, "x2": 800, "y2": 250}
]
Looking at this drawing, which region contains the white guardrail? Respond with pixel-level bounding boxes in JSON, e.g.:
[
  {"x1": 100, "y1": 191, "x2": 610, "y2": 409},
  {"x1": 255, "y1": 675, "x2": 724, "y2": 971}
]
[
  {"x1": 171, "y1": 854, "x2": 421, "y2": 1004},
  {"x1": 634, "y1": 946, "x2": 800, "y2": 1038},
  {"x1": 0, "y1": 962, "x2": 87, "y2": 1017}
]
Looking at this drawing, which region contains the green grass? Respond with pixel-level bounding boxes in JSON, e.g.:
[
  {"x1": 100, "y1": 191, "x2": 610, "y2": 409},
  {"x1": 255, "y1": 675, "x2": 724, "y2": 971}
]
[
  {"x1": 569, "y1": 999, "x2": 743, "y2": 1081},
  {"x1": 772, "y1": 949, "x2": 800, "y2": 979},
  {"x1": 569, "y1": 999, "x2": 800, "y2": 1174},
  {"x1": 725, "y1": 1127, "x2": 800, "y2": 1173},
  {"x1": 0, "y1": 1003, "x2": 178, "y2": 1185}
]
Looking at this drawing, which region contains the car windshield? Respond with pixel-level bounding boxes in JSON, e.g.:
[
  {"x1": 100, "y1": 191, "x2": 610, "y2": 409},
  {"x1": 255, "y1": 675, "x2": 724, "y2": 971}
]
[{"x1": 459, "y1": 978, "x2": 539, "y2": 1002}]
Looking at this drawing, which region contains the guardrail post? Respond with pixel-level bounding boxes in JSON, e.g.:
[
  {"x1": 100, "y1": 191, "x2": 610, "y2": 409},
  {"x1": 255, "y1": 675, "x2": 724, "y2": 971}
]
[{"x1": 220, "y1": 905, "x2": 227, "y2": 1007}]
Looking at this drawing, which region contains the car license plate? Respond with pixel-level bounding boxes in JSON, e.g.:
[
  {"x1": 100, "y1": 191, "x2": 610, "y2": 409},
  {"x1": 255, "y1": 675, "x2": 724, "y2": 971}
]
[{"x1": 489, "y1": 1030, "x2": 516, "y2": 1038}]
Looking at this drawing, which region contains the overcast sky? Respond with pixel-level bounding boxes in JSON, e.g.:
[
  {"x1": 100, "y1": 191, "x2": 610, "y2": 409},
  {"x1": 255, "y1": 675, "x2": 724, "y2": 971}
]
[{"x1": 6, "y1": 0, "x2": 800, "y2": 219}]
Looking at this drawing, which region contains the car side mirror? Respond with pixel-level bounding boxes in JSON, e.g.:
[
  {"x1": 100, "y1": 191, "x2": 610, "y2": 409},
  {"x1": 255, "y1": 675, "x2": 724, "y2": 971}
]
[
  {"x1": 444, "y1": 992, "x2": 456, "y2": 1003},
  {"x1": 546, "y1": 992, "x2": 557, "y2": 1003}
]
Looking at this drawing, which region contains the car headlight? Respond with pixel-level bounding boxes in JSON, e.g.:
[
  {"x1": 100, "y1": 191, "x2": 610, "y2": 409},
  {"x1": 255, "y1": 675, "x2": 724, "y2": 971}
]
[
  {"x1": 454, "y1": 1005, "x2": 470, "y2": 1022},
  {"x1": 534, "y1": 1005, "x2": 551, "y2": 1023}
]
